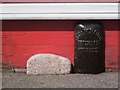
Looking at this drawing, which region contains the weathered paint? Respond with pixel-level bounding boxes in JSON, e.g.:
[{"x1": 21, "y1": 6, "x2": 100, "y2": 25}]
[{"x1": 2, "y1": 20, "x2": 119, "y2": 68}]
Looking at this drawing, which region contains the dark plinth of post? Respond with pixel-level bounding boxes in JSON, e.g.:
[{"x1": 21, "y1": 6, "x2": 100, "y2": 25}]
[{"x1": 74, "y1": 21, "x2": 105, "y2": 74}]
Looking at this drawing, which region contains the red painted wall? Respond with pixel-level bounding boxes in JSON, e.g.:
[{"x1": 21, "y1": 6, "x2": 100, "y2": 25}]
[{"x1": 2, "y1": 20, "x2": 119, "y2": 68}]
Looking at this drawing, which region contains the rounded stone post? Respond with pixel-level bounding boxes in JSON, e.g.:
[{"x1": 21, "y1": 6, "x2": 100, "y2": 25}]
[{"x1": 74, "y1": 21, "x2": 105, "y2": 74}]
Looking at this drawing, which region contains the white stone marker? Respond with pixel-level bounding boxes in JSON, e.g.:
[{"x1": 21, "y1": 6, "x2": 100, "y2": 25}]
[{"x1": 27, "y1": 54, "x2": 71, "y2": 75}]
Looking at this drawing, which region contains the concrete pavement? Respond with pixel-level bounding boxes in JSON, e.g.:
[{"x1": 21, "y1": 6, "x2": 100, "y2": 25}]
[{"x1": 2, "y1": 70, "x2": 118, "y2": 88}]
